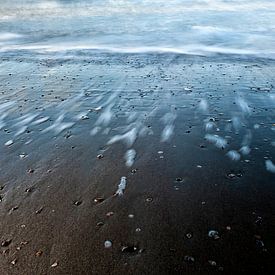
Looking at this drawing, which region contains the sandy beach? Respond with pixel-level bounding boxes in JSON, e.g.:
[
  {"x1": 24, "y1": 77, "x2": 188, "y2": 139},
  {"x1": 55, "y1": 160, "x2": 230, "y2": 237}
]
[
  {"x1": 1, "y1": 0, "x2": 275, "y2": 274},
  {"x1": 0, "y1": 52, "x2": 274, "y2": 274}
]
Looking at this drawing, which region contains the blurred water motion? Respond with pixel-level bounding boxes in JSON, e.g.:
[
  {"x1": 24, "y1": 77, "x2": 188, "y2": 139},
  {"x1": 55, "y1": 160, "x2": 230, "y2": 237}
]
[{"x1": 0, "y1": 0, "x2": 275, "y2": 58}]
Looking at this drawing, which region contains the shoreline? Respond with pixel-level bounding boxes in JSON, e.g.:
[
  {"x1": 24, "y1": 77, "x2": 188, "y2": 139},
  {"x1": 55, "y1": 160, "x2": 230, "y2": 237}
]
[{"x1": 0, "y1": 53, "x2": 274, "y2": 274}]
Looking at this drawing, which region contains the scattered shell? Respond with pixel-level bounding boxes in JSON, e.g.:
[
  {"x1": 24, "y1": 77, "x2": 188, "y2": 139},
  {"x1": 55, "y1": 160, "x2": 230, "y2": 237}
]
[
  {"x1": 94, "y1": 197, "x2": 104, "y2": 203},
  {"x1": 35, "y1": 207, "x2": 44, "y2": 214},
  {"x1": 96, "y1": 222, "x2": 104, "y2": 227},
  {"x1": 1, "y1": 239, "x2": 12, "y2": 247},
  {"x1": 104, "y1": 240, "x2": 112, "y2": 248},
  {"x1": 81, "y1": 115, "x2": 89, "y2": 120},
  {"x1": 186, "y1": 233, "x2": 193, "y2": 239},
  {"x1": 226, "y1": 172, "x2": 242, "y2": 179},
  {"x1": 208, "y1": 260, "x2": 217, "y2": 266},
  {"x1": 121, "y1": 245, "x2": 139, "y2": 253},
  {"x1": 27, "y1": 168, "x2": 34, "y2": 174},
  {"x1": 19, "y1": 153, "x2": 27, "y2": 159},
  {"x1": 128, "y1": 214, "x2": 134, "y2": 219},
  {"x1": 35, "y1": 250, "x2": 43, "y2": 257},
  {"x1": 73, "y1": 200, "x2": 82, "y2": 206},
  {"x1": 5, "y1": 140, "x2": 13, "y2": 146},
  {"x1": 10, "y1": 206, "x2": 19, "y2": 212},
  {"x1": 131, "y1": 169, "x2": 137, "y2": 174},
  {"x1": 106, "y1": 211, "x2": 114, "y2": 217},
  {"x1": 146, "y1": 197, "x2": 153, "y2": 202},
  {"x1": 255, "y1": 239, "x2": 266, "y2": 251},
  {"x1": 184, "y1": 255, "x2": 195, "y2": 263},
  {"x1": 97, "y1": 154, "x2": 104, "y2": 159},
  {"x1": 135, "y1": 228, "x2": 141, "y2": 232},
  {"x1": 51, "y1": 262, "x2": 58, "y2": 268},
  {"x1": 208, "y1": 230, "x2": 220, "y2": 239},
  {"x1": 25, "y1": 187, "x2": 33, "y2": 193}
]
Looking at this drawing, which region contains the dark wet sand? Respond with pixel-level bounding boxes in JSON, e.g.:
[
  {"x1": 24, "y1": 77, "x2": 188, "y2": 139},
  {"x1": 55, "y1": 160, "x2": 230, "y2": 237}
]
[{"x1": 0, "y1": 53, "x2": 275, "y2": 274}]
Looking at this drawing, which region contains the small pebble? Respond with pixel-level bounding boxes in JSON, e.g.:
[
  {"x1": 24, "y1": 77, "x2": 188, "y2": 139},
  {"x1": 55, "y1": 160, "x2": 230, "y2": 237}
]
[
  {"x1": 51, "y1": 262, "x2": 58, "y2": 268},
  {"x1": 104, "y1": 240, "x2": 112, "y2": 248}
]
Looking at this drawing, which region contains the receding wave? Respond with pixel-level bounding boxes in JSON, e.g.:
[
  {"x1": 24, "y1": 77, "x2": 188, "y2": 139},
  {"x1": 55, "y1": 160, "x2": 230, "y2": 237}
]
[{"x1": 1, "y1": 43, "x2": 274, "y2": 59}]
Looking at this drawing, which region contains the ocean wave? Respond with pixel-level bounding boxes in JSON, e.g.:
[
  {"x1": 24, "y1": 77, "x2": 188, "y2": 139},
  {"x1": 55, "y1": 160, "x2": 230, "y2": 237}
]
[{"x1": 1, "y1": 43, "x2": 274, "y2": 59}]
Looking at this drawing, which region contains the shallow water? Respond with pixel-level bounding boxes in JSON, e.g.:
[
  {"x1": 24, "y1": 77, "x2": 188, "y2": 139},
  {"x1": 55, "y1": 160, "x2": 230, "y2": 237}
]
[{"x1": 0, "y1": 0, "x2": 275, "y2": 58}]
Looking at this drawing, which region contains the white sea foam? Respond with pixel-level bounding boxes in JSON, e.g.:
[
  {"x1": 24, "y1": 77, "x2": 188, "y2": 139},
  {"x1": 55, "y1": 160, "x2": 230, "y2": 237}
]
[
  {"x1": 0, "y1": 114, "x2": 7, "y2": 130},
  {"x1": 115, "y1": 176, "x2": 127, "y2": 196},
  {"x1": 239, "y1": 146, "x2": 251, "y2": 155},
  {"x1": 107, "y1": 128, "x2": 137, "y2": 147},
  {"x1": 265, "y1": 160, "x2": 275, "y2": 173},
  {"x1": 139, "y1": 126, "x2": 153, "y2": 137},
  {"x1": 226, "y1": 150, "x2": 241, "y2": 161},
  {"x1": 0, "y1": 32, "x2": 22, "y2": 41},
  {"x1": 198, "y1": 99, "x2": 208, "y2": 112},
  {"x1": 0, "y1": 102, "x2": 15, "y2": 113},
  {"x1": 236, "y1": 97, "x2": 251, "y2": 114},
  {"x1": 15, "y1": 113, "x2": 39, "y2": 127},
  {"x1": 161, "y1": 125, "x2": 174, "y2": 142},
  {"x1": 127, "y1": 112, "x2": 137, "y2": 123},
  {"x1": 32, "y1": 116, "x2": 49, "y2": 125},
  {"x1": 205, "y1": 134, "x2": 227, "y2": 149},
  {"x1": 205, "y1": 121, "x2": 216, "y2": 131},
  {"x1": 15, "y1": 125, "x2": 27, "y2": 137},
  {"x1": 124, "y1": 149, "x2": 136, "y2": 167},
  {"x1": 43, "y1": 114, "x2": 74, "y2": 134},
  {"x1": 232, "y1": 116, "x2": 241, "y2": 133},
  {"x1": 90, "y1": 126, "x2": 101, "y2": 136},
  {"x1": 95, "y1": 104, "x2": 113, "y2": 126}
]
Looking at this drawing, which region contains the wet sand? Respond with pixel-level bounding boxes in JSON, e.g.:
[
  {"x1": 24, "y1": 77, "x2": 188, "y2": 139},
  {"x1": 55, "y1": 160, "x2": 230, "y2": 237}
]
[{"x1": 0, "y1": 53, "x2": 275, "y2": 274}]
